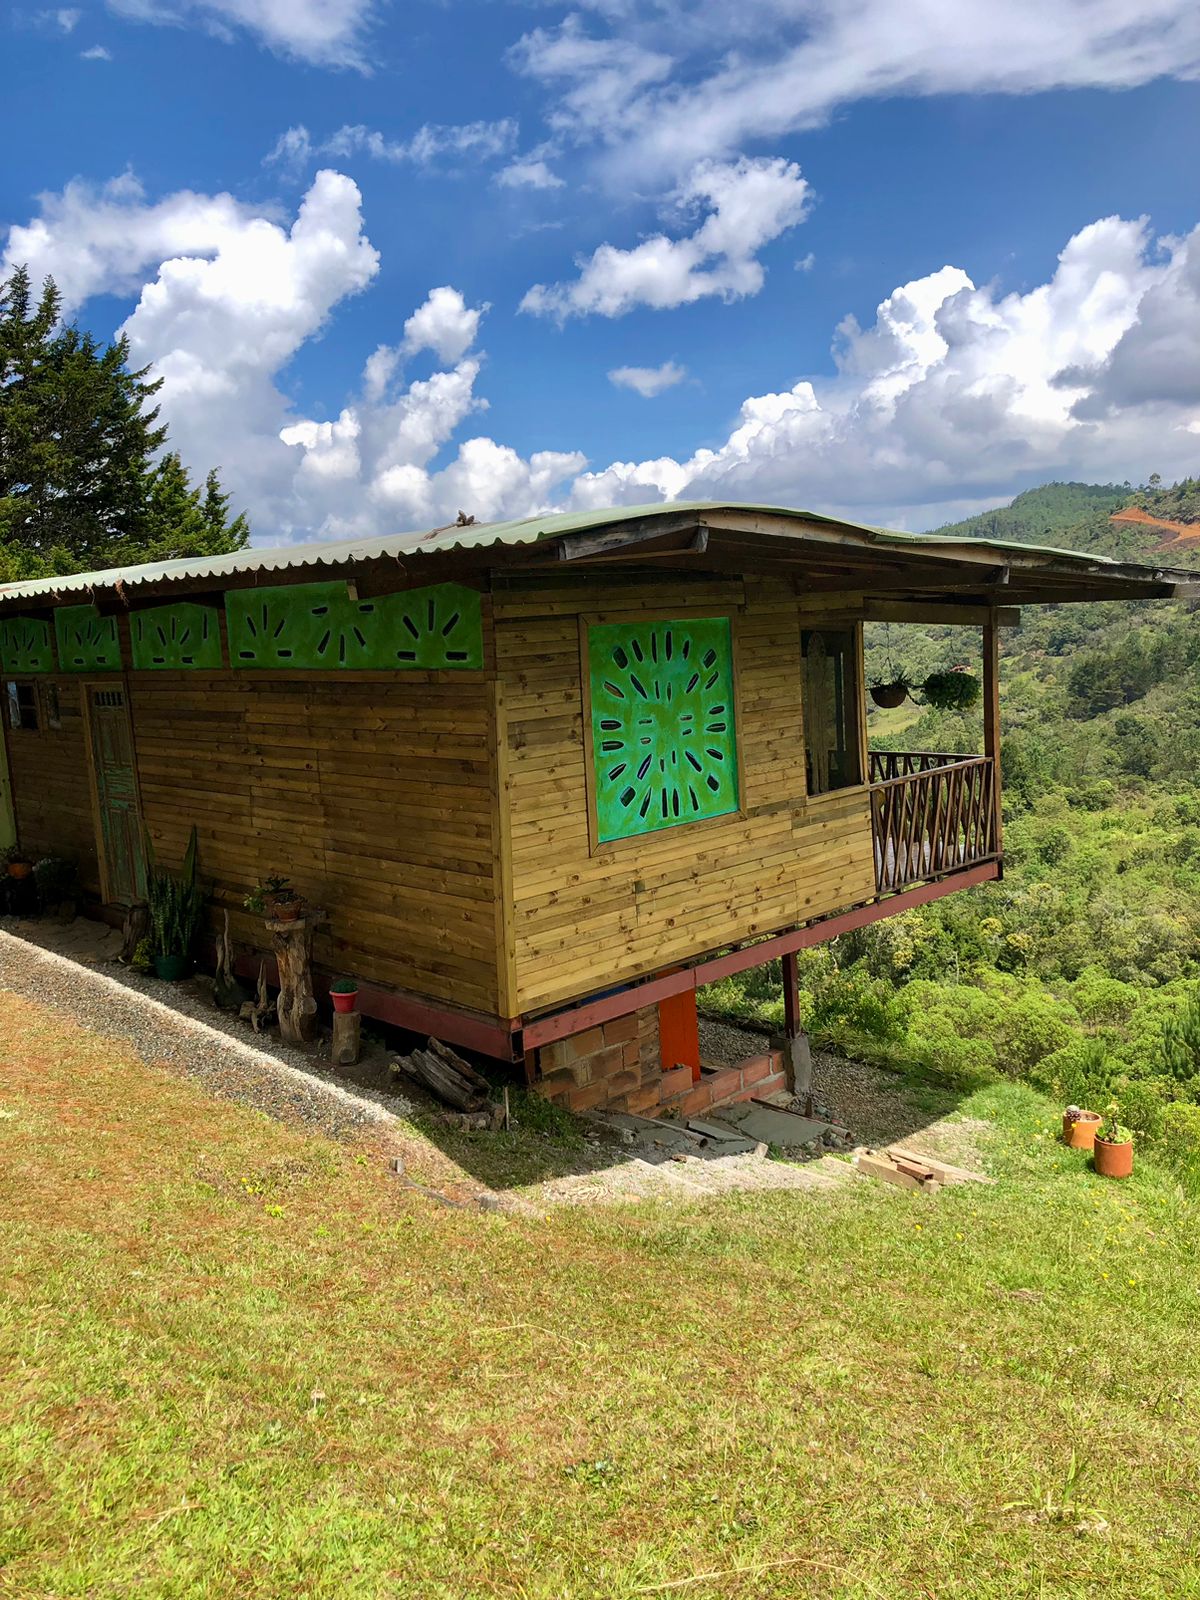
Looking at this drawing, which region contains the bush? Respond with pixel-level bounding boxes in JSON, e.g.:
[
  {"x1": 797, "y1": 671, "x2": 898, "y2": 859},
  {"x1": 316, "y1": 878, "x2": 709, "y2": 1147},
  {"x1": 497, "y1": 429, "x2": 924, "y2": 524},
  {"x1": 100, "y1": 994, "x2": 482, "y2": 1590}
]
[{"x1": 1031, "y1": 1038, "x2": 1115, "y2": 1107}]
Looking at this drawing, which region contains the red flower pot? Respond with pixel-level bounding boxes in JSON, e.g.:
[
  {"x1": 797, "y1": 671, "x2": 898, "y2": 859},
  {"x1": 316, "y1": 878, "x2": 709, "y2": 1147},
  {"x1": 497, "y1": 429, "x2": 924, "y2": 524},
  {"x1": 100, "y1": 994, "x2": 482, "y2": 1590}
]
[
  {"x1": 1093, "y1": 1136, "x2": 1133, "y2": 1180},
  {"x1": 331, "y1": 990, "x2": 358, "y2": 1014},
  {"x1": 6, "y1": 863, "x2": 32, "y2": 880},
  {"x1": 1063, "y1": 1110, "x2": 1102, "y2": 1149}
]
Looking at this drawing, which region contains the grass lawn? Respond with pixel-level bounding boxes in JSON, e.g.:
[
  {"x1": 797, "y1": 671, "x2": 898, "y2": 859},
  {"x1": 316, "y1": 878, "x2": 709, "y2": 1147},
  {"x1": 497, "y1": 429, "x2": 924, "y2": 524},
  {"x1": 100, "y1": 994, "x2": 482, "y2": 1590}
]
[{"x1": 2, "y1": 992, "x2": 1199, "y2": 1598}]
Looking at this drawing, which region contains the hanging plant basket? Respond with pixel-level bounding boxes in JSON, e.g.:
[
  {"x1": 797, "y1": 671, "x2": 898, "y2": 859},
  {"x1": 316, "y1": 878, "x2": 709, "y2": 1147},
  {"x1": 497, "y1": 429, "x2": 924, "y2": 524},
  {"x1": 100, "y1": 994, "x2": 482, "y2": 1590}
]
[
  {"x1": 921, "y1": 668, "x2": 981, "y2": 713},
  {"x1": 870, "y1": 681, "x2": 910, "y2": 709}
]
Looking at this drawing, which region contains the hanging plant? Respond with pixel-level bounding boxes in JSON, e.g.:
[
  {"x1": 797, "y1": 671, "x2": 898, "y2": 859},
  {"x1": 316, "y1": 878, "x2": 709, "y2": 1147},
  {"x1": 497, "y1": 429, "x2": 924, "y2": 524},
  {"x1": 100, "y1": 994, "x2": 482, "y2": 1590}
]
[
  {"x1": 921, "y1": 668, "x2": 981, "y2": 713},
  {"x1": 869, "y1": 676, "x2": 912, "y2": 709},
  {"x1": 869, "y1": 623, "x2": 913, "y2": 709}
]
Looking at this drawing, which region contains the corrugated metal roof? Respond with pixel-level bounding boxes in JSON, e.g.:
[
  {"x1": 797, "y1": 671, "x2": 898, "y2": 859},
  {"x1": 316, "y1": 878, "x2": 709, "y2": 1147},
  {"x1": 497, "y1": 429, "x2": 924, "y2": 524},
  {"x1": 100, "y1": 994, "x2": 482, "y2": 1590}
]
[{"x1": 0, "y1": 499, "x2": 1186, "y2": 603}]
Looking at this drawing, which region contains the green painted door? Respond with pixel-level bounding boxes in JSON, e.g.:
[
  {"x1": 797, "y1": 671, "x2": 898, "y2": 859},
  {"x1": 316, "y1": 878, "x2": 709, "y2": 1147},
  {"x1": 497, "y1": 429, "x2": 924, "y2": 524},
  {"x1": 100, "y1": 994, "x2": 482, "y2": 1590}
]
[{"x1": 87, "y1": 687, "x2": 147, "y2": 906}]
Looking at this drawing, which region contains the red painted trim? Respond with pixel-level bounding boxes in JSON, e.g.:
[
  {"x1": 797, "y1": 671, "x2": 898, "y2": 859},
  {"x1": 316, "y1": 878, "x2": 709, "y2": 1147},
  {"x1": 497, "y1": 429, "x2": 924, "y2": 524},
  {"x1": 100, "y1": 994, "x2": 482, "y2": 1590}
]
[
  {"x1": 520, "y1": 861, "x2": 1000, "y2": 1048},
  {"x1": 229, "y1": 950, "x2": 519, "y2": 1061}
]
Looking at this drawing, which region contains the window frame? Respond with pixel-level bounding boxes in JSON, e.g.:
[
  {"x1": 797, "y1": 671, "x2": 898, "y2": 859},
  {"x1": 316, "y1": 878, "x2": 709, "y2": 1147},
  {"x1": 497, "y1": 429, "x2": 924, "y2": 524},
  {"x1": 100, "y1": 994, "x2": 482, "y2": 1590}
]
[
  {"x1": 5, "y1": 679, "x2": 40, "y2": 733},
  {"x1": 800, "y1": 621, "x2": 868, "y2": 799}
]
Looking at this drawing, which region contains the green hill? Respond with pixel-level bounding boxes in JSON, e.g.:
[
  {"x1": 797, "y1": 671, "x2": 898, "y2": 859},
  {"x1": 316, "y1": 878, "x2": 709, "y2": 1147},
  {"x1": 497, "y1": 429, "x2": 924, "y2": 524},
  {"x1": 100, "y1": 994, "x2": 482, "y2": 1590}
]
[{"x1": 927, "y1": 476, "x2": 1200, "y2": 560}]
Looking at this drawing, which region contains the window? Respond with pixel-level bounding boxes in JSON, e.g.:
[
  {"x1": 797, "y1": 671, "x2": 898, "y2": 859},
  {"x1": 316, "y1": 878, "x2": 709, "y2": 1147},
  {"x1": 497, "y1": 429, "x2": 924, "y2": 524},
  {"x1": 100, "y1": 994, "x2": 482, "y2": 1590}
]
[
  {"x1": 801, "y1": 628, "x2": 863, "y2": 794},
  {"x1": 6, "y1": 681, "x2": 39, "y2": 732},
  {"x1": 586, "y1": 615, "x2": 739, "y2": 843}
]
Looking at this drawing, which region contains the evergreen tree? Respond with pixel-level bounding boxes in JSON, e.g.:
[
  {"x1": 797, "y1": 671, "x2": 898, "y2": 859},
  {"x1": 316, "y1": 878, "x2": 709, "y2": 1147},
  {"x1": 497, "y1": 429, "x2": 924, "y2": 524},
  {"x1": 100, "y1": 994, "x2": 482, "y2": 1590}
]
[{"x1": 0, "y1": 267, "x2": 250, "y2": 577}]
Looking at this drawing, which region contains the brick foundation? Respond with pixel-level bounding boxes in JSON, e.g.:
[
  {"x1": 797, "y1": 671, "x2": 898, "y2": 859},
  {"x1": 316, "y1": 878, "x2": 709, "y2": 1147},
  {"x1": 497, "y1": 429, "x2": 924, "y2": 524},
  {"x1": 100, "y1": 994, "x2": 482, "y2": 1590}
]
[{"x1": 535, "y1": 1005, "x2": 787, "y2": 1118}]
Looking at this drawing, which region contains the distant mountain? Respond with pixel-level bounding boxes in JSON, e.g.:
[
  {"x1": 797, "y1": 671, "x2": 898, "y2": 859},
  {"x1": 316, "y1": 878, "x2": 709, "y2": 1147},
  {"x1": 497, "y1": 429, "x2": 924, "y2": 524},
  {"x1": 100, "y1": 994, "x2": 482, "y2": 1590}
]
[{"x1": 928, "y1": 477, "x2": 1200, "y2": 562}]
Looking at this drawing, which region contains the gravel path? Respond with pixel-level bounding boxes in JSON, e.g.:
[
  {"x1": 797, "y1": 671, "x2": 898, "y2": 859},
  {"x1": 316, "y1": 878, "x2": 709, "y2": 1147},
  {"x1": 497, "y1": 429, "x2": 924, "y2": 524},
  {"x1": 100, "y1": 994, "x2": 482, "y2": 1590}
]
[{"x1": 0, "y1": 923, "x2": 414, "y2": 1139}]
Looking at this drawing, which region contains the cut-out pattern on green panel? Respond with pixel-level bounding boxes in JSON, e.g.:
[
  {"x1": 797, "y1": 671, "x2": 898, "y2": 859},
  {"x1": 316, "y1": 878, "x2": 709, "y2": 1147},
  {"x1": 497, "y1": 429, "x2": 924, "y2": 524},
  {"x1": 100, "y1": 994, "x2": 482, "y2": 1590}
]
[
  {"x1": 0, "y1": 616, "x2": 55, "y2": 674},
  {"x1": 225, "y1": 581, "x2": 483, "y2": 671},
  {"x1": 131, "y1": 604, "x2": 223, "y2": 670},
  {"x1": 55, "y1": 606, "x2": 121, "y2": 672},
  {"x1": 587, "y1": 615, "x2": 738, "y2": 843}
]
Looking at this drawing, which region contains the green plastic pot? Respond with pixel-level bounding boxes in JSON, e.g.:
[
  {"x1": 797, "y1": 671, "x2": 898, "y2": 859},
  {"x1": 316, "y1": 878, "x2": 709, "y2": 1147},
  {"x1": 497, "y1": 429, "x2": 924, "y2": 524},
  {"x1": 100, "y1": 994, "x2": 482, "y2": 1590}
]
[{"x1": 153, "y1": 953, "x2": 191, "y2": 982}]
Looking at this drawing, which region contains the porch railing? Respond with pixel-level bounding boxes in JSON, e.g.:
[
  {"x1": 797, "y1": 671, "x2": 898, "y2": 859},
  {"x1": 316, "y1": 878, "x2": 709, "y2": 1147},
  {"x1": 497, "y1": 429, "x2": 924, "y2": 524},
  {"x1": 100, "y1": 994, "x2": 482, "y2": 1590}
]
[{"x1": 869, "y1": 752, "x2": 998, "y2": 894}]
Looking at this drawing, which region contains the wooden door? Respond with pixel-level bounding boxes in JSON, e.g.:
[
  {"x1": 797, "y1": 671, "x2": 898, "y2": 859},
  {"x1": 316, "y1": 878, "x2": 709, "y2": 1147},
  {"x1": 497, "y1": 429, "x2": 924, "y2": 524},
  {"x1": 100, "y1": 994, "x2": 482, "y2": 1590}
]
[{"x1": 86, "y1": 686, "x2": 147, "y2": 906}]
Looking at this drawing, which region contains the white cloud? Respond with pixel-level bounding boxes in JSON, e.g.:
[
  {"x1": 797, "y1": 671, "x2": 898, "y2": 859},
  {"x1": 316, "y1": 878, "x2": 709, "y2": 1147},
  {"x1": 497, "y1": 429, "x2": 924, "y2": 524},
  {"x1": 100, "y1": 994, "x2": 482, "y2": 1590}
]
[
  {"x1": 6, "y1": 175, "x2": 1198, "y2": 539},
  {"x1": 513, "y1": 3, "x2": 1200, "y2": 183},
  {"x1": 80, "y1": 43, "x2": 113, "y2": 59},
  {"x1": 322, "y1": 120, "x2": 518, "y2": 167},
  {"x1": 104, "y1": 0, "x2": 377, "y2": 69},
  {"x1": 264, "y1": 125, "x2": 313, "y2": 174},
  {"x1": 570, "y1": 217, "x2": 1200, "y2": 526},
  {"x1": 496, "y1": 157, "x2": 564, "y2": 191},
  {"x1": 521, "y1": 154, "x2": 810, "y2": 319},
  {"x1": 46, "y1": 8, "x2": 80, "y2": 31},
  {"x1": 608, "y1": 360, "x2": 686, "y2": 397}
]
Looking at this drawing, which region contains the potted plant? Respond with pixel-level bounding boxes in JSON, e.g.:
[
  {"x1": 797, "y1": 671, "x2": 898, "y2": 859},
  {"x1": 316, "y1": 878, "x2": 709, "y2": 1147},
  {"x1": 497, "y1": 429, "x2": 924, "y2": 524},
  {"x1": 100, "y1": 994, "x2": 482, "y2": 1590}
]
[
  {"x1": 1062, "y1": 1104, "x2": 1103, "y2": 1149},
  {"x1": 921, "y1": 668, "x2": 981, "y2": 713},
  {"x1": 146, "y1": 827, "x2": 205, "y2": 981},
  {"x1": 1093, "y1": 1107, "x2": 1134, "y2": 1180},
  {"x1": 329, "y1": 977, "x2": 359, "y2": 1014},
  {"x1": 244, "y1": 875, "x2": 306, "y2": 922},
  {"x1": 869, "y1": 676, "x2": 912, "y2": 709},
  {"x1": 4, "y1": 845, "x2": 33, "y2": 880}
]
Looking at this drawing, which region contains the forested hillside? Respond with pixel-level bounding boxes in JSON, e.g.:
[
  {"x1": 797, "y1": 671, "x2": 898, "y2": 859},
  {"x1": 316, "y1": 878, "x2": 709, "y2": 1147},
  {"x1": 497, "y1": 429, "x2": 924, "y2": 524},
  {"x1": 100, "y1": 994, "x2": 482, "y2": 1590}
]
[{"x1": 707, "y1": 475, "x2": 1200, "y2": 1187}]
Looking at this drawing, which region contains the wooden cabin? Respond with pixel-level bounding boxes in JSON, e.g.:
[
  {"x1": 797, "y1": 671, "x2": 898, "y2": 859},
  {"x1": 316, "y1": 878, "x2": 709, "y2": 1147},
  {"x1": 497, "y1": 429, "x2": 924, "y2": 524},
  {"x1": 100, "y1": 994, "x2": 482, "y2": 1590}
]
[{"x1": 1, "y1": 503, "x2": 1193, "y2": 1118}]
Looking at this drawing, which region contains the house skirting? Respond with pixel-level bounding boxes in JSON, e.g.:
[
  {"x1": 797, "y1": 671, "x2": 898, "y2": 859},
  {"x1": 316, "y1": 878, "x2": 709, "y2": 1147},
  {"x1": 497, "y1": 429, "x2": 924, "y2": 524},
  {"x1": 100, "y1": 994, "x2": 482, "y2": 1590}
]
[{"x1": 533, "y1": 1004, "x2": 786, "y2": 1118}]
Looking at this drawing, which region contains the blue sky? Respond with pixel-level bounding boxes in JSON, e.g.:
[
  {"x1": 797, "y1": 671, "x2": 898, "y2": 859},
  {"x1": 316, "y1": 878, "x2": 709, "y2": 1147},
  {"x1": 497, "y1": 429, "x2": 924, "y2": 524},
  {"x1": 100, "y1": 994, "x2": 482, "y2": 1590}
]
[{"x1": 4, "y1": 1, "x2": 1200, "y2": 541}]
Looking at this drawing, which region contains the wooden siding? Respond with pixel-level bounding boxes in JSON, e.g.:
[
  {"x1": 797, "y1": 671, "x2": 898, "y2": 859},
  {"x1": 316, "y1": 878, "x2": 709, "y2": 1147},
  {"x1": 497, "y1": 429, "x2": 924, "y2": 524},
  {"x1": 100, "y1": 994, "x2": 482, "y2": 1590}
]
[
  {"x1": 4, "y1": 679, "x2": 100, "y2": 892},
  {"x1": 129, "y1": 667, "x2": 500, "y2": 1013},
  {"x1": 496, "y1": 573, "x2": 877, "y2": 1014}
]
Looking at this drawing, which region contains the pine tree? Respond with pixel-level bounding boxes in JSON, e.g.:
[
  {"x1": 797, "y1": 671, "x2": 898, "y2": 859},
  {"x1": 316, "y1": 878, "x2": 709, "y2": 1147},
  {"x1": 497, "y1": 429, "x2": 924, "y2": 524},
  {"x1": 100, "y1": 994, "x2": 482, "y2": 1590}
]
[{"x1": 0, "y1": 268, "x2": 251, "y2": 577}]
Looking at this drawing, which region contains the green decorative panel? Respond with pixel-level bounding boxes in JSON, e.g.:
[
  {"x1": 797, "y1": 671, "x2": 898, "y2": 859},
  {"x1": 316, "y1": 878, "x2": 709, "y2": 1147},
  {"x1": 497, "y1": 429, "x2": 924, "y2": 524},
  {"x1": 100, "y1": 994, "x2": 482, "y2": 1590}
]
[
  {"x1": 587, "y1": 616, "x2": 739, "y2": 844},
  {"x1": 55, "y1": 606, "x2": 121, "y2": 672},
  {"x1": 225, "y1": 581, "x2": 483, "y2": 671},
  {"x1": 131, "y1": 603, "x2": 223, "y2": 670},
  {"x1": 0, "y1": 616, "x2": 55, "y2": 674}
]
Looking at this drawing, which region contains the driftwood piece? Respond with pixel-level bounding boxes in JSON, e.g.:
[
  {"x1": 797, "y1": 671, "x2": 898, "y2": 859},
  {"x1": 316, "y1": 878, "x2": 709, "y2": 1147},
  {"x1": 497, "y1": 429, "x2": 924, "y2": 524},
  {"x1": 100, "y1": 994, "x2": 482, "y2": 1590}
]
[
  {"x1": 212, "y1": 910, "x2": 243, "y2": 1010},
  {"x1": 239, "y1": 961, "x2": 275, "y2": 1033},
  {"x1": 119, "y1": 902, "x2": 149, "y2": 963},
  {"x1": 267, "y1": 912, "x2": 320, "y2": 1045},
  {"x1": 331, "y1": 1011, "x2": 361, "y2": 1067},
  {"x1": 391, "y1": 1036, "x2": 492, "y2": 1112}
]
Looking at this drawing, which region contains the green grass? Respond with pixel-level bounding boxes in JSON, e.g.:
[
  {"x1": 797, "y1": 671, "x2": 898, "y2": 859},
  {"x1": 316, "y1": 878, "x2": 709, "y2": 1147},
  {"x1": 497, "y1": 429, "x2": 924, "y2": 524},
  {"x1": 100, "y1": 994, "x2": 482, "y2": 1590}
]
[{"x1": 2, "y1": 993, "x2": 1200, "y2": 1598}]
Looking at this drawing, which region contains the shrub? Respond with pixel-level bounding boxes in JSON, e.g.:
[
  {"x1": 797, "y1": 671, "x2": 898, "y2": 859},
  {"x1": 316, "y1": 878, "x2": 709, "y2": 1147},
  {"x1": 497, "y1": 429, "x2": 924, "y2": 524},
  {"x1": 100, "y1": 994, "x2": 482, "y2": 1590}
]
[{"x1": 1032, "y1": 1038, "x2": 1115, "y2": 1107}]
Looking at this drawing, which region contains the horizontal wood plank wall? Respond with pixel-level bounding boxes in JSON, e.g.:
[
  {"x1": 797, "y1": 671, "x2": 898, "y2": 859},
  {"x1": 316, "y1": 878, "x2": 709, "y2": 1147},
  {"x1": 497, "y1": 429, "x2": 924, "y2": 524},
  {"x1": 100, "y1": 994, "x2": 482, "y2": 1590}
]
[
  {"x1": 128, "y1": 605, "x2": 500, "y2": 1014},
  {"x1": 5, "y1": 679, "x2": 101, "y2": 892},
  {"x1": 497, "y1": 574, "x2": 877, "y2": 1013}
]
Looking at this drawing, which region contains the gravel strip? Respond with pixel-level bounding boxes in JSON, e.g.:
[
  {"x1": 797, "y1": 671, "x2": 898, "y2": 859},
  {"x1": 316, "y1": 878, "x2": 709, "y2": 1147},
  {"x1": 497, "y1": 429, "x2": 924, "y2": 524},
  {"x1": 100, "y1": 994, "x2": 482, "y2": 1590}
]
[{"x1": 0, "y1": 924, "x2": 414, "y2": 1139}]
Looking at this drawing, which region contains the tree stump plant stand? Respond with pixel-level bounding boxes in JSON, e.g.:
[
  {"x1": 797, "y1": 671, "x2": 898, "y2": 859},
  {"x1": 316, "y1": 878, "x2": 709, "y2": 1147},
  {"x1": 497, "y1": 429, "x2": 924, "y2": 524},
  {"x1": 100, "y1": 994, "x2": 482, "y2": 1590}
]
[{"x1": 266, "y1": 909, "x2": 323, "y2": 1045}]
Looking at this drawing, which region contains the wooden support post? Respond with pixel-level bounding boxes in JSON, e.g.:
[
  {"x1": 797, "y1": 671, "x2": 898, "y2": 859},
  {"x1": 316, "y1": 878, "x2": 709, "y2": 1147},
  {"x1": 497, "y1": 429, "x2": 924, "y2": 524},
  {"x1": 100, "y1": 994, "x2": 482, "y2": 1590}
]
[
  {"x1": 331, "y1": 1010, "x2": 361, "y2": 1067},
  {"x1": 982, "y1": 611, "x2": 1003, "y2": 861},
  {"x1": 267, "y1": 912, "x2": 321, "y2": 1045},
  {"x1": 781, "y1": 950, "x2": 813, "y2": 1105}
]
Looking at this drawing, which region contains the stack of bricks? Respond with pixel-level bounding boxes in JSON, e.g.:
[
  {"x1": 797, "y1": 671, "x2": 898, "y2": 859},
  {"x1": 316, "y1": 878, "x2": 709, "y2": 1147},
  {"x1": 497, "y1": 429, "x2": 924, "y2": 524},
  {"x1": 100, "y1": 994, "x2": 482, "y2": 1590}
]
[
  {"x1": 534, "y1": 1006, "x2": 789, "y2": 1118},
  {"x1": 536, "y1": 1006, "x2": 664, "y2": 1115}
]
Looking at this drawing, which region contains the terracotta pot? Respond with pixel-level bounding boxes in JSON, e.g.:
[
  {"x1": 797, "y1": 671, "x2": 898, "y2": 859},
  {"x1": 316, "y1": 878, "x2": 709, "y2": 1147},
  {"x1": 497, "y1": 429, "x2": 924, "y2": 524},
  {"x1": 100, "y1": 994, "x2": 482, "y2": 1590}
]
[
  {"x1": 1063, "y1": 1110, "x2": 1102, "y2": 1149},
  {"x1": 870, "y1": 683, "x2": 909, "y2": 709},
  {"x1": 269, "y1": 900, "x2": 303, "y2": 922},
  {"x1": 6, "y1": 862, "x2": 32, "y2": 880},
  {"x1": 1093, "y1": 1136, "x2": 1134, "y2": 1180},
  {"x1": 330, "y1": 989, "x2": 358, "y2": 1014}
]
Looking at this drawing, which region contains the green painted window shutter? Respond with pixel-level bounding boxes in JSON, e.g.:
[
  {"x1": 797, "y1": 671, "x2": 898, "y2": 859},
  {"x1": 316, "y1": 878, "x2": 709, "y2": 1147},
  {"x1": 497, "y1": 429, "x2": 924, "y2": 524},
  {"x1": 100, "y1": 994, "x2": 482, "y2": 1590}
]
[
  {"x1": 0, "y1": 617, "x2": 55, "y2": 674},
  {"x1": 131, "y1": 604, "x2": 223, "y2": 670},
  {"x1": 587, "y1": 616, "x2": 739, "y2": 843},
  {"x1": 55, "y1": 606, "x2": 121, "y2": 672},
  {"x1": 225, "y1": 581, "x2": 483, "y2": 671}
]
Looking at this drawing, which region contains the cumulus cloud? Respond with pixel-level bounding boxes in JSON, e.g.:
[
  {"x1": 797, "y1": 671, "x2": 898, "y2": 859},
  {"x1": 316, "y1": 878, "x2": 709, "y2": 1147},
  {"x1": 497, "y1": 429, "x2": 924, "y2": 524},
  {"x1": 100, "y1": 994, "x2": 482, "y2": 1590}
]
[
  {"x1": 571, "y1": 217, "x2": 1200, "y2": 526},
  {"x1": 80, "y1": 43, "x2": 113, "y2": 58},
  {"x1": 609, "y1": 360, "x2": 686, "y2": 397},
  {"x1": 512, "y1": 2, "x2": 1200, "y2": 183},
  {"x1": 105, "y1": 0, "x2": 377, "y2": 69},
  {"x1": 521, "y1": 155, "x2": 810, "y2": 319},
  {"x1": 6, "y1": 175, "x2": 1198, "y2": 538}
]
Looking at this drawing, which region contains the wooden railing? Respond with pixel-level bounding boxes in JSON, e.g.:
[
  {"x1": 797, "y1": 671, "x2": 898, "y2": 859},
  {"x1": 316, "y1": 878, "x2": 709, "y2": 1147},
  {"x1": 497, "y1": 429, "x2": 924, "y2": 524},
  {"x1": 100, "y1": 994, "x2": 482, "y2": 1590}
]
[{"x1": 869, "y1": 752, "x2": 998, "y2": 894}]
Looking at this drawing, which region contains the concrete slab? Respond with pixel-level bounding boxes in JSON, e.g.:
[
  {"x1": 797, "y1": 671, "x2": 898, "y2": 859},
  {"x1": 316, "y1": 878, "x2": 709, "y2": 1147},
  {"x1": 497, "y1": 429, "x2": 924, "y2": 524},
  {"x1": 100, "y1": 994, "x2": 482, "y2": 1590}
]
[{"x1": 711, "y1": 1102, "x2": 831, "y2": 1147}]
